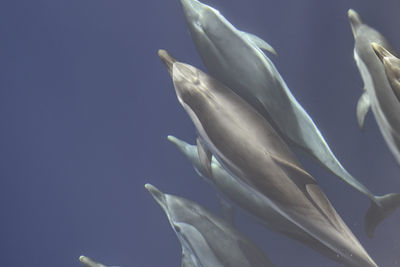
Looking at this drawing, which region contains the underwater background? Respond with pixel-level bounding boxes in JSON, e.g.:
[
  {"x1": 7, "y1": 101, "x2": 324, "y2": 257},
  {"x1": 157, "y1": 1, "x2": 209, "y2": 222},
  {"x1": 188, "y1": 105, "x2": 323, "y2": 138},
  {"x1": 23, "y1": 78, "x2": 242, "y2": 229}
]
[{"x1": 1, "y1": 0, "x2": 400, "y2": 266}]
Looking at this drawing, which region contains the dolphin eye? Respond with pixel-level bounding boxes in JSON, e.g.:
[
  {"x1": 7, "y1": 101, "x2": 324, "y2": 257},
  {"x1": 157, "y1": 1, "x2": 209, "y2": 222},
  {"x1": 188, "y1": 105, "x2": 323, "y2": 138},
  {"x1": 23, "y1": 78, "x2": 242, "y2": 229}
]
[{"x1": 174, "y1": 225, "x2": 181, "y2": 233}]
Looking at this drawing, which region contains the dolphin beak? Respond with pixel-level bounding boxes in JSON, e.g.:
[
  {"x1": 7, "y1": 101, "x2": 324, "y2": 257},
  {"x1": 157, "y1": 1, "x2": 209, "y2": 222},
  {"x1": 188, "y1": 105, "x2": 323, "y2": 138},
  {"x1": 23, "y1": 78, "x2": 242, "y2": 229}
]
[
  {"x1": 167, "y1": 135, "x2": 190, "y2": 154},
  {"x1": 145, "y1": 183, "x2": 168, "y2": 211},
  {"x1": 371, "y1": 42, "x2": 391, "y2": 62},
  {"x1": 79, "y1": 255, "x2": 102, "y2": 267},
  {"x1": 348, "y1": 9, "x2": 363, "y2": 38},
  {"x1": 158, "y1": 49, "x2": 176, "y2": 76}
]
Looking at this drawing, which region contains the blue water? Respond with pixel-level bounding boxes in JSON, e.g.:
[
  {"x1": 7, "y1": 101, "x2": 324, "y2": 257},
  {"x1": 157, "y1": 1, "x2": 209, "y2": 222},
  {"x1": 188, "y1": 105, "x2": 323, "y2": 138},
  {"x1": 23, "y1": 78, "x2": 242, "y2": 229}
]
[{"x1": 1, "y1": 0, "x2": 400, "y2": 266}]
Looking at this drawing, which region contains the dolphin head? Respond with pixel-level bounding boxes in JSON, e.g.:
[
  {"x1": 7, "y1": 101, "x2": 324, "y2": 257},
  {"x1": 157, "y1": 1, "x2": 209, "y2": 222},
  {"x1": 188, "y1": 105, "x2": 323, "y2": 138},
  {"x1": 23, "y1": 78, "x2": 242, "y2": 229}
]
[
  {"x1": 145, "y1": 183, "x2": 224, "y2": 266},
  {"x1": 180, "y1": 0, "x2": 216, "y2": 32},
  {"x1": 348, "y1": 9, "x2": 363, "y2": 38},
  {"x1": 158, "y1": 49, "x2": 218, "y2": 126},
  {"x1": 180, "y1": 0, "x2": 228, "y2": 44},
  {"x1": 145, "y1": 183, "x2": 203, "y2": 224}
]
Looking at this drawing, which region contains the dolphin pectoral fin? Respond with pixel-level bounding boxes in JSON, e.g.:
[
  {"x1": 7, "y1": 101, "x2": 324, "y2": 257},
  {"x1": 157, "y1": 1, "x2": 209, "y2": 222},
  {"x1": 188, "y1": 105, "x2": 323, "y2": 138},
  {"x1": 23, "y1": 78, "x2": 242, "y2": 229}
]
[
  {"x1": 365, "y1": 193, "x2": 400, "y2": 238},
  {"x1": 239, "y1": 31, "x2": 277, "y2": 55},
  {"x1": 356, "y1": 91, "x2": 370, "y2": 130},
  {"x1": 217, "y1": 195, "x2": 235, "y2": 226},
  {"x1": 196, "y1": 137, "x2": 212, "y2": 177}
]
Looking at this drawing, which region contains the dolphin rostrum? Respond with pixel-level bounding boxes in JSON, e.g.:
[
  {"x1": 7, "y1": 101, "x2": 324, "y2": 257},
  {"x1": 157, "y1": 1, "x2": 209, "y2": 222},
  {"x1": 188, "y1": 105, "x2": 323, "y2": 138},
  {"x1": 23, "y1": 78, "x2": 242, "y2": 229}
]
[
  {"x1": 79, "y1": 255, "x2": 119, "y2": 267},
  {"x1": 145, "y1": 183, "x2": 274, "y2": 267},
  {"x1": 348, "y1": 9, "x2": 400, "y2": 236},
  {"x1": 159, "y1": 49, "x2": 377, "y2": 267},
  {"x1": 371, "y1": 42, "x2": 400, "y2": 102},
  {"x1": 178, "y1": 0, "x2": 400, "y2": 237}
]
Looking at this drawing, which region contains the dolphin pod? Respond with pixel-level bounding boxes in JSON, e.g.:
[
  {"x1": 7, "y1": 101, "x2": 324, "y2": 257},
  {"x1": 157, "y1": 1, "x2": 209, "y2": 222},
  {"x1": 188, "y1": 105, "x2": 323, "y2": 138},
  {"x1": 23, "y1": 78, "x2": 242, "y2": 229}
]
[
  {"x1": 145, "y1": 183, "x2": 274, "y2": 267},
  {"x1": 159, "y1": 49, "x2": 377, "y2": 267},
  {"x1": 177, "y1": 0, "x2": 400, "y2": 237},
  {"x1": 167, "y1": 134, "x2": 373, "y2": 265},
  {"x1": 372, "y1": 42, "x2": 400, "y2": 102}
]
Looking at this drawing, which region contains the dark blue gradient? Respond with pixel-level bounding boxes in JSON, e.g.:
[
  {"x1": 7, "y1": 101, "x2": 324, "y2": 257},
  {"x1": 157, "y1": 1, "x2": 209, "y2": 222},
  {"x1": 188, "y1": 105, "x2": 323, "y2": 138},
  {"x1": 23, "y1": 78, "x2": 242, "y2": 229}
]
[{"x1": 1, "y1": 0, "x2": 400, "y2": 266}]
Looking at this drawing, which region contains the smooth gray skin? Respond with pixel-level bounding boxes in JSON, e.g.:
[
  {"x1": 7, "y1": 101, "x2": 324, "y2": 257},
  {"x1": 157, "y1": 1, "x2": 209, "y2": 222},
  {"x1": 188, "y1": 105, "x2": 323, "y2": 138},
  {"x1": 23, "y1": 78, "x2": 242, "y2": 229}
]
[
  {"x1": 372, "y1": 42, "x2": 400, "y2": 102},
  {"x1": 79, "y1": 255, "x2": 119, "y2": 267},
  {"x1": 178, "y1": 0, "x2": 400, "y2": 237},
  {"x1": 145, "y1": 183, "x2": 274, "y2": 267},
  {"x1": 159, "y1": 50, "x2": 377, "y2": 267},
  {"x1": 348, "y1": 9, "x2": 400, "y2": 236},
  {"x1": 168, "y1": 135, "x2": 373, "y2": 267}
]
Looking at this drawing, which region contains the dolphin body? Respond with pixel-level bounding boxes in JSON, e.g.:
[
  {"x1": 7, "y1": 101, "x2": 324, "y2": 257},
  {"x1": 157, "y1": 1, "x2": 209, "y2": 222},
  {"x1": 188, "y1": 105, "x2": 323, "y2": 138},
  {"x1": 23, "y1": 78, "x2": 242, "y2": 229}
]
[
  {"x1": 371, "y1": 42, "x2": 400, "y2": 102},
  {"x1": 178, "y1": 0, "x2": 400, "y2": 237},
  {"x1": 348, "y1": 9, "x2": 400, "y2": 235},
  {"x1": 145, "y1": 183, "x2": 274, "y2": 267},
  {"x1": 159, "y1": 49, "x2": 377, "y2": 267}
]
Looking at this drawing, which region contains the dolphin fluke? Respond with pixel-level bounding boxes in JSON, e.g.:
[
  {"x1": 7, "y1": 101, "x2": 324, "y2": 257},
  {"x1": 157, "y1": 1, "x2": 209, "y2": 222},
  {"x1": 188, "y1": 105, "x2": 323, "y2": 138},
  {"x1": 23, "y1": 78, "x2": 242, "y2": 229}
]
[
  {"x1": 158, "y1": 49, "x2": 176, "y2": 76},
  {"x1": 365, "y1": 193, "x2": 400, "y2": 238}
]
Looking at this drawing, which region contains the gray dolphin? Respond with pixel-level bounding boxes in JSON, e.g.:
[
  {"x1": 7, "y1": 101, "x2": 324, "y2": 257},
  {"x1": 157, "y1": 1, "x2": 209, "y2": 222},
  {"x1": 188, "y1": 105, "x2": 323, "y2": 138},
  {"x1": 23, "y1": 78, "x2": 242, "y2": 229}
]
[
  {"x1": 372, "y1": 42, "x2": 400, "y2": 102},
  {"x1": 159, "y1": 49, "x2": 377, "y2": 267},
  {"x1": 348, "y1": 9, "x2": 400, "y2": 236},
  {"x1": 168, "y1": 135, "x2": 375, "y2": 266},
  {"x1": 79, "y1": 255, "x2": 119, "y2": 267},
  {"x1": 178, "y1": 0, "x2": 400, "y2": 237},
  {"x1": 145, "y1": 183, "x2": 274, "y2": 267}
]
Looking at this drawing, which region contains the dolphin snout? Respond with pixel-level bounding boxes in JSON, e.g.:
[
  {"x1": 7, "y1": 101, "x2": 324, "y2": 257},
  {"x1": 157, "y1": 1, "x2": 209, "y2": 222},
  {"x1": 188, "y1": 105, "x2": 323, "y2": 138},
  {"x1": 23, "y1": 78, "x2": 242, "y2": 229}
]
[
  {"x1": 145, "y1": 183, "x2": 167, "y2": 210},
  {"x1": 168, "y1": 135, "x2": 189, "y2": 152},
  {"x1": 79, "y1": 256, "x2": 104, "y2": 267},
  {"x1": 158, "y1": 49, "x2": 176, "y2": 76},
  {"x1": 348, "y1": 9, "x2": 363, "y2": 37}
]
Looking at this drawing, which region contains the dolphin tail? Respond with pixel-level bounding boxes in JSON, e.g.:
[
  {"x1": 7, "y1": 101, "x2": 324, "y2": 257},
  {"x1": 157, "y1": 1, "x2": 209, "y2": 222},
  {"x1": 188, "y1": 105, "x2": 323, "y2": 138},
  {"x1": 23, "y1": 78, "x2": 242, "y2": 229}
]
[{"x1": 365, "y1": 193, "x2": 400, "y2": 238}]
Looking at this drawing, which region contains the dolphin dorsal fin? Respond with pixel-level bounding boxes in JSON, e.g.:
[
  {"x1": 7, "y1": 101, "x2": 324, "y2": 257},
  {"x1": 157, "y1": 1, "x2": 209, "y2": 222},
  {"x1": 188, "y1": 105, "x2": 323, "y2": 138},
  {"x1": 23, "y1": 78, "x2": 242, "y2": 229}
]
[
  {"x1": 356, "y1": 90, "x2": 371, "y2": 130},
  {"x1": 196, "y1": 137, "x2": 213, "y2": 177},
  {"x1": 240, "y1": 31, "x2": 277, "y2": 55}
]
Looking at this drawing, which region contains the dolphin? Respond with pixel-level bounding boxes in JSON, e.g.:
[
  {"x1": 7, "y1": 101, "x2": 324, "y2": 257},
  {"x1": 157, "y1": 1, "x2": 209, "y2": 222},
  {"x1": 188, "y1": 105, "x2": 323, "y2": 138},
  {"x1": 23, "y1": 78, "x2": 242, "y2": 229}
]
[
  {"x1": 168, "y1": 135, "x2": 375, "y2": 266},
  {"x1": 348, "y1": 9, "x2": 400, "y2": 235},
  {"x1": 159, "y1": 49, "x2": 377, "y2": 267},
  {"x1": 371, "y1": 42, "x2": 400, "y2": 102},
  {"x1": 79, "y1": 255, "x2": 120, "y2": 267},
  {"x1": 178, "y1": 0, "x2": 400, "y2": 237},
  {"x1": 145, "y1": 183, "x2": 274, "y2": 267}
]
